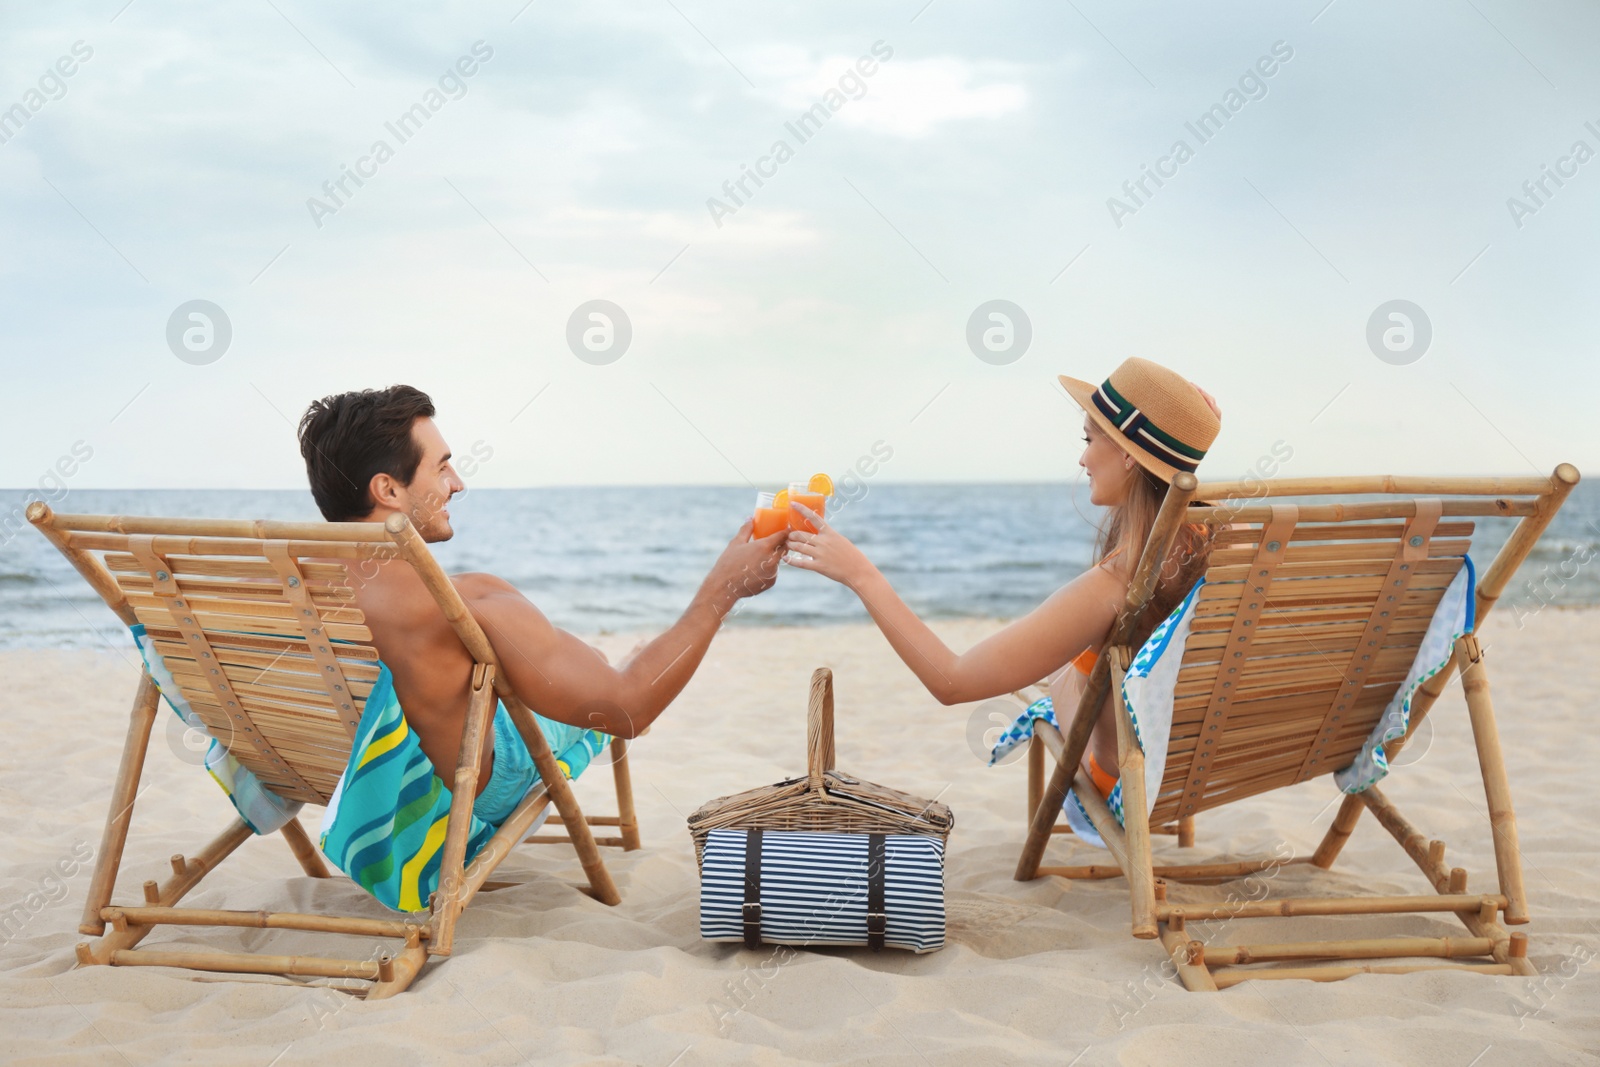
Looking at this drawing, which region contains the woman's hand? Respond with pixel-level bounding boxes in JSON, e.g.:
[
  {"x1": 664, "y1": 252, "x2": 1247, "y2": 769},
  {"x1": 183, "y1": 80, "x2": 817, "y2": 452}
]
[{"x1": 785, "y1": 503, "x2": 874, "y2": 589}]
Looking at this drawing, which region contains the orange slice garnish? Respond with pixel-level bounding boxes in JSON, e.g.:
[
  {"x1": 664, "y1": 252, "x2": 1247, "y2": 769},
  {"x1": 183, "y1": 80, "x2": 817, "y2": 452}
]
[
  {"x1": 807, "y1": 473, "x2": 833, "y2": 496},
  {"x1": 773, "y1": 489, "x2": 790, "y2": 510}
]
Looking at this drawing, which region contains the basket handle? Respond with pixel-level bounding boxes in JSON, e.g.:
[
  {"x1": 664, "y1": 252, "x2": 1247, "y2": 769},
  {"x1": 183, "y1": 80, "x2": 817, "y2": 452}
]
[{"x1": 807, "y1": 667, "x2": 835, "y2": 794}]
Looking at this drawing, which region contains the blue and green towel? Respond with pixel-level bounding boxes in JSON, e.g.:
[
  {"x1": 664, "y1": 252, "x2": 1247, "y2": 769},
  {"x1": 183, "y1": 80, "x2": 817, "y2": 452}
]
[
  {"x1": 317, "y1": 663, "x2": 609, "y2": 912},
  {"x1": 130, "y1": 624, "x2": 608, "y2": 914}
]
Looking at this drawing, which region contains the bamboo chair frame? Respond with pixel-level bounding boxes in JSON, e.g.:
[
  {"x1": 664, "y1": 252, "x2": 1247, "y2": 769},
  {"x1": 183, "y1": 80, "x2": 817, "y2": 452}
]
[
  {"x1": 28, "y1": 503, "x2": 643, "y2": 998},
  {"x1": 1013, "y1": 466, "x2": 1580, "y2": 989}
]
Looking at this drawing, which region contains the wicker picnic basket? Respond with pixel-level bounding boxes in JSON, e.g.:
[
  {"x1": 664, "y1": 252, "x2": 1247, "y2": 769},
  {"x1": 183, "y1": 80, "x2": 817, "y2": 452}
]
[{"x1": 687, "y1": 667, "x2": 954, "y2": 869}]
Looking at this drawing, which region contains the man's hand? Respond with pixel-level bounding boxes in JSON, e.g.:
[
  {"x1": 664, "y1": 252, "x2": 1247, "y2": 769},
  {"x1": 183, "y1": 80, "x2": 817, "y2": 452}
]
[{"x1": 703, "y1": 519, "x2": 788, "y2": 610}]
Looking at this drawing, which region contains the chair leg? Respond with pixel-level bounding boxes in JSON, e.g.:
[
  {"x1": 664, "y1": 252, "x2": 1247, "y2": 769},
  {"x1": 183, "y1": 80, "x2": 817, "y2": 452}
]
[
  {"x1": 1311, "y1": 794, "x2": 1365, "y2": 870},
  {"x1": 1159, "y1": 916, "x2": 1219, "y2": 991},
  {"x1": 1356, "y1": 784, "x2": 1536, "y2": 975},
  {"x1": 77, "y1": 818, "x2": 254, "y2": 964},
  {"x1": 1177, "y1": 815, "x2": 1195, "y2": 849},
  {"x1": 1016, "y1": 658, "x2": 1110, "y2": 880},
  {"x1": 366, "y1": 932, "x2": 429, "y2": 1000},
  {"x1": 80, "y1": 671, "x2": 162, "y2": 935},
  {"x1": 1026, "y1": 733, "x2": 1044, "y2": 830},
  {"x1": 503, "y1": 698, "x2": 621, "y2": 906},
  {"x1": 281, "y1": 818, "x2": 331, "y2": 878},
  {"x1": 609, "y1": 737, "x2": 642, "y2": 851},
  {"x1": 430, "y1": 664, "x2": 499, "y2": 956},
  {"x1": 1112, "y1": 650, "x2": 1158, "y2": 939},
  {"x1": 1456, "y1": 635, "x2": 1530, "y2": 924},
  {"x1": 1016, "y1": 738, "x2": 1074, "y2": 880}
]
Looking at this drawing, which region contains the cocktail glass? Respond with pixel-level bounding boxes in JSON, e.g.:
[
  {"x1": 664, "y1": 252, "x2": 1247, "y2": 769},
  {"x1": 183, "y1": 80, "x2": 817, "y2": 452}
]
[
  {"x1": 786, "y1": 482, "x2": 826, "y2": 533},
  {"x1": 752, "y1": 491, "x2": 788, "y2": 539}
]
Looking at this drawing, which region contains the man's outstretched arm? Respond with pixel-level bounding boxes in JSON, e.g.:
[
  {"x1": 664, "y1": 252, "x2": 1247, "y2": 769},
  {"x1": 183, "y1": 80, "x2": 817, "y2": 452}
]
[{"x1": 458, "y1": 521, "x2": 786, "y2": 738}]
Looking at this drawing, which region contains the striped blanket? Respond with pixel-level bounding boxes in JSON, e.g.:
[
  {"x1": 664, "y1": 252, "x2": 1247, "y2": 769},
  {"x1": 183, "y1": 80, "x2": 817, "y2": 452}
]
[{"x1": 700, "y1": 829, "x2": 947, "y2": 953}]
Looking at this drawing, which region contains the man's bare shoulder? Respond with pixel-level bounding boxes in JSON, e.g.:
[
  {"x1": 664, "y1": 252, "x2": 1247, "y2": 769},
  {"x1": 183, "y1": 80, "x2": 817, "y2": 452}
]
[
  {"x1": 450, "y1": 571, "x2": 519, "y2": 600},
  {"x1": 450, "y1": 572, "x2": 554, "y2": 623}
]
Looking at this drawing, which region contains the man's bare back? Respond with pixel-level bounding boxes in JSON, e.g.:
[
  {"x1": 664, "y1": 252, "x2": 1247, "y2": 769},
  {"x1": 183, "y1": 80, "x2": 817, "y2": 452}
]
[{"x1": 339, "y1": 555, "x2": 489, "y2": 795}]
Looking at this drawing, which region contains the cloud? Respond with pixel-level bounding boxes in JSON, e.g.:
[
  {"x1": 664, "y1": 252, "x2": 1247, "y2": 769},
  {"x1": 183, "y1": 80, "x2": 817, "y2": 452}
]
[
  {"x1": 767, "y1": 54, "x2": 1028, "y2": 138},
  {"x1": 542, "y1": 204, "x2": 819, "y2": 249}
]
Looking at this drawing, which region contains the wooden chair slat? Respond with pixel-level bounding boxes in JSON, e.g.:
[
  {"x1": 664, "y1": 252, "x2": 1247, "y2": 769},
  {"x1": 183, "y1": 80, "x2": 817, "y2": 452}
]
[
  {"x1": 1181, "y1": 625, "x2": 1432, "y2": 658},
  {"x1": 130, "y1": 608, "x2": 372, "y2": 644},
  {"x1": 124, "y1": 591, "x2": 367, "y2": 626},
  {"x1": 1190, "y1": 572, "x2": 1465, "y2": 604},
  {"x1": 150, "y1": 638, "x2": 380, "y2": 682},
  {"x1": 180, "y1": 692, "x2": 359, "y2": 749},
  {"x1": 172, "y1": 682, "x2": 356, "y2": 732},
  {"x1": 1207, "y1": 538, "x2": 1471, "y2": 568},
  {"x1": 106, "y1": 553, "x2": 353, "y2": 584},
  {"x1": 118, "y1": 572, "x2": 355, "y2": 603},
  {"x1": 1202, "y1": 557, "x2": 1462, "y2": 584},
  {"x1": 74, "y1": 532, "x2": 392, "y2": 561},
  {"x1": 1211, "y1": 520, "x2": 1474, "y2": 547},
  {"x1": 1175, "y1": 643, "x2": 1426, "y2": 694},
  {"x1": 156, "y1": 629, "x2": 380, "y2": 662},
  {"x1": 166, "y1": 664, "x2": 373, "y2": 709}
]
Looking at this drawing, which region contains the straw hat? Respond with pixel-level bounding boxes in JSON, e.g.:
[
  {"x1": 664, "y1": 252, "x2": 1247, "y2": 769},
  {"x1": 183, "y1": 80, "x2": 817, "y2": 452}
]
[{"x1": 1059, "y1": 358, "x2": 1221, "y2": 483}]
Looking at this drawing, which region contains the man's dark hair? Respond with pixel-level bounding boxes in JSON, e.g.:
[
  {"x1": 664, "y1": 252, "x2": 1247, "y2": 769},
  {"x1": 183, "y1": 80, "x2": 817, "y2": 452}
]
[{"x1": 297, "y1": 385, "x2": 436, "y2": 521}]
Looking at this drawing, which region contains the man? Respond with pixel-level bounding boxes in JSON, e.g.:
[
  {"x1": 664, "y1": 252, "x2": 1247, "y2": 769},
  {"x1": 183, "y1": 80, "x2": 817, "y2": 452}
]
[{"x1": 297, "y1": 384, "x2": 786, "y2": 824}]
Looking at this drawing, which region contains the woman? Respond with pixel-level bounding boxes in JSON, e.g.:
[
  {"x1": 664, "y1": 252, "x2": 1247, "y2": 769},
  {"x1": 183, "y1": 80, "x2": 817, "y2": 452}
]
[{"x1": 787, "y1": 357, "x2": 1221, "y2": 795}]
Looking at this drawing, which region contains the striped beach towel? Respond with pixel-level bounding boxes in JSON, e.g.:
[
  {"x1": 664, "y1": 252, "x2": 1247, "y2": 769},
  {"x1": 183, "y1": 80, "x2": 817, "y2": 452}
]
[
  {"x1": 1336, "y1": 557, "x2": 1475, "y2": 793},
  {"x1": 986, "y1": 578, "x2": 1205, "y2": 849},
  {"x1": 319, "y1": 663, "x2": 608, "y2": 913},
  {"x1": 129, "y1": 623, "x2": 302, "y2": 835},
  {"x1": 700, "y1": 829, "x2": 946, "y2": 953}
]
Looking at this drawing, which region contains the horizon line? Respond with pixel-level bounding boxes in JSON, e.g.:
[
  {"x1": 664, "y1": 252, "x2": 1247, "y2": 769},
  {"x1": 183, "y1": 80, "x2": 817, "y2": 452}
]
[{"x1": 3, "y1": 469, "x2": 1583, "y2": 494}]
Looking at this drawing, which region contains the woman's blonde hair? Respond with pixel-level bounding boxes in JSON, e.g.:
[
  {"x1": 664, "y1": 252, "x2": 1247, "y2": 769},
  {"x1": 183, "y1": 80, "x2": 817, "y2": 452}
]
[{"x1": 1093, "y1": 465, "x2": 1212, "y2": 651}]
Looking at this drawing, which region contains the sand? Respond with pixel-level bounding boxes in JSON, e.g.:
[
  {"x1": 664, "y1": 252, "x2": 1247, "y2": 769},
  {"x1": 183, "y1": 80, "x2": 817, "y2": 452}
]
[{"x1": 1, "y1": 610, "x2": 1597, "y2": 1066}]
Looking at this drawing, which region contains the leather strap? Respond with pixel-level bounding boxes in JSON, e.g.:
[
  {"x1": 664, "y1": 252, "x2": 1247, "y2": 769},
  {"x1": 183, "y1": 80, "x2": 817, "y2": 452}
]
[
  {"x1": 127, "y1": 536, "x2": 317, "y2": 799},
  {"x1": 1298, "y1": 498, "x2": 1443, "y2": 780},
  {"x1": 742, "y1": 828, "x2": 763, "y2": 948},
  {"x1": 1176, "y1": 505, "x2": 1298, "y2": 816},
  {"x1": 866, "y1": 833, "x2": 887, "y2": 951},
  {"x1": 264, "y1": 540, "x2": 361, "y2": 738}
]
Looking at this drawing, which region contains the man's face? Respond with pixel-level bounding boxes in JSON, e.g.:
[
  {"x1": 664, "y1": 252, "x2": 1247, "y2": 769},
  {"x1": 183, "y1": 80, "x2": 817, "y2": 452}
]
[{"x1": 398, "y1": 417, "x2": 465, "y2": 543}]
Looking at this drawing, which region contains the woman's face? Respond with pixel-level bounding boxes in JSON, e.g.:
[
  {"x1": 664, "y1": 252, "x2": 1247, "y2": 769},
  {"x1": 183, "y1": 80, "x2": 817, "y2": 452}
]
[{"x1": 1079, "y1": 417, "x2": 1134, "y2": 507}]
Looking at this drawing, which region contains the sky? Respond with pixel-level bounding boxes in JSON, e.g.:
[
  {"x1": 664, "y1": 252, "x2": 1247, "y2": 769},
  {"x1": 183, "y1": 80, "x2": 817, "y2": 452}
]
[{"x1": 1, "y1": 0, "x2": 1596, "y2": 493}]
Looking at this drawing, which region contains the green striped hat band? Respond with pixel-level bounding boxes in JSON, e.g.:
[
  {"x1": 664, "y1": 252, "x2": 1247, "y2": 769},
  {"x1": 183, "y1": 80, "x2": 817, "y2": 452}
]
[{"x1": 1091, "y1": 378, "x2": 1207, "y2": 473}]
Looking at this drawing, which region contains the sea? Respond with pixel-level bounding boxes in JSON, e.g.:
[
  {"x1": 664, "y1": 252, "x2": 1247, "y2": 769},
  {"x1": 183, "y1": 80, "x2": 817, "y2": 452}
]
[{"x1": 2, "y1": 482, "x2": 1596, "y2": 650}]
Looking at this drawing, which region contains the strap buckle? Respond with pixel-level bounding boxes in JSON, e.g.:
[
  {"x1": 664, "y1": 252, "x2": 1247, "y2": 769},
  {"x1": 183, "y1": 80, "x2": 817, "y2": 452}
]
[
  {"x1": 742, "y1": 900, "x2": 763, "y2": 948},
  {"x1": 866, "y1": 911, "x2": 886, "y2": 934}
]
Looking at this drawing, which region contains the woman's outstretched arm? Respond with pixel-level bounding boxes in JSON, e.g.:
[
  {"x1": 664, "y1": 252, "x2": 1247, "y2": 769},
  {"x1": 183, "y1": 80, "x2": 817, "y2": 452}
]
[{"x1": 786, "y1": 503, "x2": 1124, "y2": 705}]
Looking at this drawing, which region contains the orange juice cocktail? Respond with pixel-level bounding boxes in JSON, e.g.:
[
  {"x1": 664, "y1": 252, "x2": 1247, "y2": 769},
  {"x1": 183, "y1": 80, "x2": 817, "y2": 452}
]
[
  {"x1": 753, "y1": 507, "x2": 789, "y2": 539},
  {"x1": 752, "y1": 475, "x2": 832, "y2": 538},
  {"x1": 786, "y1": 483, "x2": 826, "y2": 533},
  {"x1": 751, "y1": 492, "x2": 788, "y2": 538}
]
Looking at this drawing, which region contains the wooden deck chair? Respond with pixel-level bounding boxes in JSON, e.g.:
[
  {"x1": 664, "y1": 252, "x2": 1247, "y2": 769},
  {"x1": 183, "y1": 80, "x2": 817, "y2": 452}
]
[
  {"x1": 28, "y1": 504, "x2": 642, "y2": 998},
  {"x1": 1013, "y1": 465, "x2": 1580, "y2": 990}
]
